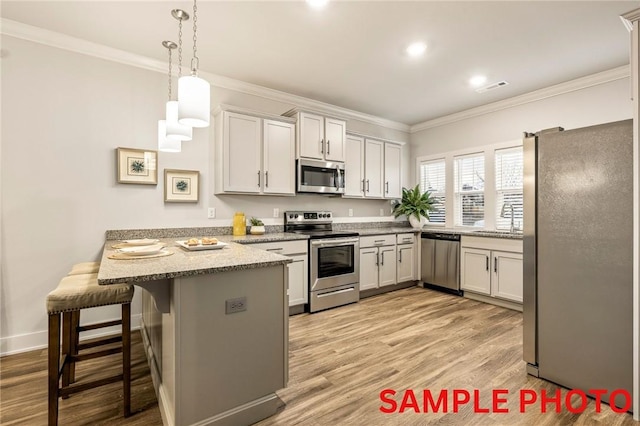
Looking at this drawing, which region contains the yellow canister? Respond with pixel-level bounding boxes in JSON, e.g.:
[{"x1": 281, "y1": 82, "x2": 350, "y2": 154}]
[{"x1": 233, "y1": 212, "x2": 246, "y2": 236}]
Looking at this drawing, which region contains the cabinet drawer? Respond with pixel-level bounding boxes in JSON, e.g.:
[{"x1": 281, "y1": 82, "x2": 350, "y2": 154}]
[
  {"x1": 250, "y1": 240, "x2": 308, "y2": 255},
  {"x1": 360, "y1": 234, "x2": 396, "y2": 248},
  {"x1": 396, "y1": 233, "x2": 415, "y2": 245}
]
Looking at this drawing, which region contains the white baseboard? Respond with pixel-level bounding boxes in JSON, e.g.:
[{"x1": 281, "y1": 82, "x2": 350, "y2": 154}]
[{"x1": 0, "y1": 313, "x2": 142, "y2": 356}]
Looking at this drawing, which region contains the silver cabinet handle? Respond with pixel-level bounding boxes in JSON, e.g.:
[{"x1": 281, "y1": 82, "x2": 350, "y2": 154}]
[
  {"x1": 494, "y1": 257, "x2": 498, "y2": 273},
  {"x1": 485, "y1": 255, "x2": 489, "y2": 271},
  {"x1": 320, "y1": 138, "x2": 324, "y2": 154},
  {"x1": 257, "y1": 170, "x2": 261, "y2": 187},
  {"x1": 386, "y1": 181, "x2": 389, "y2": 194},
  {"x1": 366, "y1": 179, "x2": 370, "y2": 192},
  {"x1": 265, "y1": 171, "x2": 269, "y2": 187},
  {"x1": 381, "y1": 251, "x2": 384, "y2": 266},
  {"x1": 361, "y1": 179, "x2": 365, "y2": 193},
  {"x1": 375, "y1": 252, "x2": 379, "y2": 266},
  {"x1": 327, "y1": 140, "x2": 330, "y2": 155},
  {"x1": 399, "y1": 249, "x2": 402, "y2": 263},
  {"x1": 266, "y1": 248, "x2": 284, "y2": 252}
]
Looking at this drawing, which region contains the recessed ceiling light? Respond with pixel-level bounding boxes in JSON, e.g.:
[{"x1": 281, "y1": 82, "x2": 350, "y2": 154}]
[
  {"x1": 469, "y1": 75, "x2": 488, "y2": 87},
  {"x1": 406, "y1": 42, "x2": 427, "y2": 58},
  {"x1": 306, "y1": 0, "x2": 329, "y2": 9}
]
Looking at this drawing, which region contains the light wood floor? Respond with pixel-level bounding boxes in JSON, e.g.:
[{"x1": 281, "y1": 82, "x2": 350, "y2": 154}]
[{"x1": 1, "y1": 287, "x2": 635, "y2": 425}]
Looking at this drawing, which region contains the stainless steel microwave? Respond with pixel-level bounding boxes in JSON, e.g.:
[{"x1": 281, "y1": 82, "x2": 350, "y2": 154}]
[{"x1": 297, "y1": 159, "x2": 345, "y2": 194}]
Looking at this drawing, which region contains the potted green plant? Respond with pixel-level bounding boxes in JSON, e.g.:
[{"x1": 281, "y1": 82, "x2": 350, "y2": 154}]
[
  {"x1": 249, "y1": 217, "x2": 265, "y2": 235},
  {"x1": 391, "y1": 184, "x2": 436, "y2": 229}
]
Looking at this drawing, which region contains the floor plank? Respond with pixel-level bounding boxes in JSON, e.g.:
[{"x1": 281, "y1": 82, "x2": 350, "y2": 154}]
[{"x1": 1, "y1": 287, "x2": 635, "y2": 425}]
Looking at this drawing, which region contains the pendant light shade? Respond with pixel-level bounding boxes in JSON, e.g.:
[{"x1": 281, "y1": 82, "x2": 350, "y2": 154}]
[
  {"x1": 158, "y1": 120, "x2": 181, "y2": 152},
  {"x1": 165, "y1": 101, "x2": 192, "y2": 141},
  {"x1": 178, "y1": 75, "x2": 210, "y2": 128}
]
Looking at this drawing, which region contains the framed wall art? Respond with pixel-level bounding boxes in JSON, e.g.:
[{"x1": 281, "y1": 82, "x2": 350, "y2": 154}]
[
  {"x1": 116, "y1": 147, "x2": 158, "y2": 185},
  {"x1": 164, "y1": 169, "x2": 199, "y2": 203}
]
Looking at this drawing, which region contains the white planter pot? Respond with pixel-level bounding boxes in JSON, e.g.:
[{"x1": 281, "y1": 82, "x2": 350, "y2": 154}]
[
  {"x1": 408, "y1": 215, "x2": 427, "y2": 229},
  {"x1": 250, "y1": 225, "x2": 265, "y2": 235}
]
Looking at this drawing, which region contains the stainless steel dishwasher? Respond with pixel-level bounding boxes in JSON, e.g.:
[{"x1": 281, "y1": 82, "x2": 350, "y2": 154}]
[{"x1": 421, "y1": 233, "x2": 461, "y2": 295}]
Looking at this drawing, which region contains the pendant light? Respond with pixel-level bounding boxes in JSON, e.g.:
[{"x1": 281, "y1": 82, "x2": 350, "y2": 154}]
[
  {"x1": 158, "y1": 120, "x2": 181, "y2": 152},
  {"x1": 177, "y1": 0, "x2": 210, "y2": 128},
  {"x1": 163, "y1": 40, "x2": 192, "y2": 143}
]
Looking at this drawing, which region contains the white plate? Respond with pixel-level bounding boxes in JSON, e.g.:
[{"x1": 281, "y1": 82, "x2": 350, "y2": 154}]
[
  {"x1": 121, "y1": 238, "x2": 160, "y2": 246},
  {"x1": 176, "y1": 240, "x2": 228, "y2": 251},
  {"x1": 117, "y1": 243, "x2": 166, "y2": 256}
]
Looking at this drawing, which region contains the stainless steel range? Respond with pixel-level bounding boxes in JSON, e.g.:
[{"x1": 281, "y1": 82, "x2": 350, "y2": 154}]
[{"x1": 285, "y1": 211, "x2": 359, "y2": 313}]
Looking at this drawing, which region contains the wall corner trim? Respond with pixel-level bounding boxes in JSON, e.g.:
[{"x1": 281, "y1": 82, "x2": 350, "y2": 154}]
[{"x1": 0, "y1": 18, "x2": 410, "y2": 133}]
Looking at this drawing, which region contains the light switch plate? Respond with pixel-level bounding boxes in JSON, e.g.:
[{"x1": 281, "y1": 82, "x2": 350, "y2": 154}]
[
  {"x1": 348, "y1": 209, "x2": 353, "y2": 217},
  {"x1": 380, "y1": 208, "x2": 384, "y2": 216},
  {"x1": 273, "y1": 208, "x2": 279, "y2": 218},
  {"x1": 208, "y1": 208, "x2": 216, "y2": 219}
]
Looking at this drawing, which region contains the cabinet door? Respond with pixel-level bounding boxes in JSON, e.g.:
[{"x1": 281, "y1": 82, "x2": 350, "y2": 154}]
[
  {"x1": 359, "y1": 248, "x2": 379, "y2": 290},
  {"x1": 263, "y1": 119, "x2": 295, "y2": 195},
  {"x1": 460, "y1": 247, "x2": 491, "y2": 295},
  {"x1": 287, "y1": 254, "x2": 308, "y2": 306},
  {"x1": 324, "y1": 118, "x2": 346, "y2": 162},
  {"x1": 379, "y1": 246, "x2": 397, "y2": 287},
  {"x1": 384, "y1": 143, "x2": 402, "y2": 199},
  {"x1": 397, "y1": 244, "x2": 414, "y2": 283},
  {"x1": 364, "y1": 139, "x2": 384, "y2": 198},
  {"x1": 344, "y1": 135, "x2": 365, "y2": 197},
  {"x1": 492, "y1": 251, "x2": 523, "y2": 303},
  {"x1": 299, "y1": 112, "x2": 324, "y2": 160},
  {"x1": 223, "y1": 112, "x2": 262, "y2": 193}
]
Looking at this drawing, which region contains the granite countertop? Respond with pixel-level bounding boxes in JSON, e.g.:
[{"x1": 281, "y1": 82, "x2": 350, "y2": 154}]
[
  {"x1": 354, "y1": 227, "x2": 420, "y2": 236},
  {"x1": 228, "y1": 233, "x2": 309, "y2": 244},
  {"x1": 98, "y1": 236, "x2": 291, "y2": 285},
  {"x1": 421, "y1": 227, "x2": 523, "y2": 240}
]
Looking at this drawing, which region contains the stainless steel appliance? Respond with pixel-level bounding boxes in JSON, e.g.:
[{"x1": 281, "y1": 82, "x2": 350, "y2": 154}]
[
  {"x1": 420, "y1": 233, "x2": 461, "y2": 294},
  {"x1": 297, "y1": 159, "x2": 345, "y2": 194},
  {"x1": 285, "y1": 211, "x2": 359, "y2": 312},
  {"x1": 523, "y1": 120, "x2": 633, "y2": 408}
]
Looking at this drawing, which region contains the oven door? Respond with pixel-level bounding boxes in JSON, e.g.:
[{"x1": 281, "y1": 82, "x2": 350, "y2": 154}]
[
  {"x1": 297, "y1": 159, "x2": 345, "y2": 194},
  {"x1": 310, "y1": 238, "x2": 359, "y2": 291}
]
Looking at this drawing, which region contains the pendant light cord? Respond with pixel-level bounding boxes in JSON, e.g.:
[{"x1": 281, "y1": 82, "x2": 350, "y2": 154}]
[
  {"x1": 167, "y1": 47, "x2": 172, "y2": 101},
  {"x1": 178, "y1": 18, "x2": 183, "y2": 80},
  {"x1": 191, "y1": 0, "x2": 199, "y2": 75}
]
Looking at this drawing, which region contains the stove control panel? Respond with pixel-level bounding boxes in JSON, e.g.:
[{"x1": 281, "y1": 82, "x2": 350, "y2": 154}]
[{"x1": 285, "y1": 211, "x2": 332, "y2": 222}]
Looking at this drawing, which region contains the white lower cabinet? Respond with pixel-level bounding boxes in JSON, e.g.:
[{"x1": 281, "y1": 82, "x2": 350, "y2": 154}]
[
  {"x1": 396, "y1": 244, "x2": 415, "y2": 283},
  {"x1": 248, "y1": 240, "x2": 308, "y2": 307},
  {"x1": 460, "y1": 236, "x2": 523, "y2": 304},
  {"x1": 359, "y1": 234, "x2": 397, "y2": 290}
]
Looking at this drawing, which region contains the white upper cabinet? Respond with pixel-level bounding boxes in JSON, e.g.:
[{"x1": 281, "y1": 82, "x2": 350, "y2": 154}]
[
  {"x1": 263, "y1": 119, "x2": 295, "y2": 195},
  {"x1": 365, "y1": 139, "x2": 384, "y2": 198},
  {"x1": 324, "y1": 118, "x2": 346, "y2": 162},
  {"x1": 384, "y1": 143, "x2": 402, "y2": 199},
  {"x1": 222, "y1": 112, "x2": 262, "y2": 193},
  {"x1": 296, "y1": 112, "x2": 346, "y2": 162},
  {"x1": 344, "y1": 134, "x2": 365, "y2": 197},
  {"x1": 214, "y1": 107, "x2": 295, "y2": 196}
]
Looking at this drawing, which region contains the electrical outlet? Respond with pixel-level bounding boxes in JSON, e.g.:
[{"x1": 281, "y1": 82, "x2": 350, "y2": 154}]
[
  {"x1": 225, "y1": 297, "x2": 247, "y2": 314},
  {"x1": 348, "y1": 208, "x2": 353, "y2": 217},
  {"x1": 208, "y1": 208, "x2": 216, "y2": 219},
  {"x1": 380, "y1": 208, "x2": 384, "y2": 216},
  {"x1": 273, "y1": 208, "x2": 279, "y2": 218}
]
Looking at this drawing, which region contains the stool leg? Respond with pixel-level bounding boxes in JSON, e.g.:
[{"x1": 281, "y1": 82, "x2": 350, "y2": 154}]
[
  {"x1": 68, "y1": 311, "x2": 80, "y2": 383},
  {"x1": 61, "y1": 312, "x2": 72, "y2": 392},
  {"x1": 48, "y1": 313, "x2": 60, "y2": 426},
  {"x1": 122, "y1": 303, "x2": 131, "y2": 417}
]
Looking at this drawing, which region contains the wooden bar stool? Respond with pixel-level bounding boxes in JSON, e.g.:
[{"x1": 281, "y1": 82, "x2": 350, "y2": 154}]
[
  {"x1": 46, "y1": 273, "x2": 134, "y2": 426},
  {"x1": 67, "y1": 261, "x2": 100, "y2": 276}
]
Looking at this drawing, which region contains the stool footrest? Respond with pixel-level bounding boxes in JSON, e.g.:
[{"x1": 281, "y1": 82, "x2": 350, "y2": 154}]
[
  {"x1": 77, "y1": 319, "x2": 122, "y2": 332},
  {"x1": 78, "y1": 335, "x2": 122, "y2": 351},
  {"x1": 59, "y1": 374, "x2": 123, "y2": 398}
]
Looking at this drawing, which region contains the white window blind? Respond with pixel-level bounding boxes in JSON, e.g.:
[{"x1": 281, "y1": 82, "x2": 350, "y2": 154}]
[
  {"x1": 419, "y1": 159, "x2": 445, "y2": 224},
  {"x1": 454, "y1": 154, "x2": 485, "y2": 227},
  {"x1": 495, "y1": 146, "x2": 523, "y2": 230}
]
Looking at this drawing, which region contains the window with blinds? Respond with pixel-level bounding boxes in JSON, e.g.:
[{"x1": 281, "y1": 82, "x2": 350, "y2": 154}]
[
  {"x1": 495, "y1": 146, "x2": 523, "y2": 230},
  {"x1": 419, "y1": 159, "x2": 445, "y2": 223},
  {"x1": 454, "y1": 154, "x2": 485, "y2": 227}
]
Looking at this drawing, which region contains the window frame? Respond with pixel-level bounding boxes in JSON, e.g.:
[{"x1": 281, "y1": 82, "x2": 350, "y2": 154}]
[{"x1": 418, "y1": 158, "x2": 447, "y2": 226}]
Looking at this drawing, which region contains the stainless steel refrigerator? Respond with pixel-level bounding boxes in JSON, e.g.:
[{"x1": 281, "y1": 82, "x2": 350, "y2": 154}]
[{"x1": 523, "y1": 120, "x2": 633, "y2": 408}]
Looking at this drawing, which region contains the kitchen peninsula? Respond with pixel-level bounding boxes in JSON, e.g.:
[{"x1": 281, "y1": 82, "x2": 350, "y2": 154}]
[{"x1": 98, "y1": 236, "x2": 292, "y2": 426}]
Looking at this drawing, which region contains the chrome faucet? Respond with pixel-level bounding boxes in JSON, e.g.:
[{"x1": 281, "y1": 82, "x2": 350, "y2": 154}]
[{"x1": 500, "y1": 203, "x2": 515, "y2": 233}]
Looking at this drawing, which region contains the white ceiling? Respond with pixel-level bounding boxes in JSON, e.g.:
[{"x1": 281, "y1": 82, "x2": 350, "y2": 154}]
[{"x1": 2, "y1": 1, "x2": 637, "y2": 126}]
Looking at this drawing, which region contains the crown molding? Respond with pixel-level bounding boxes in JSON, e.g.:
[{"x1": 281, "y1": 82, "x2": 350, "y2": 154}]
[
  {"x1": 1, "y1": 18, "x2": 410, "y2": 133},
  {"x1": 409, "y1": 65, "x2": 630, "y2": 133},
  {"x1": 622, "y1": 8, "x2": 640, "y2": 24}
]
